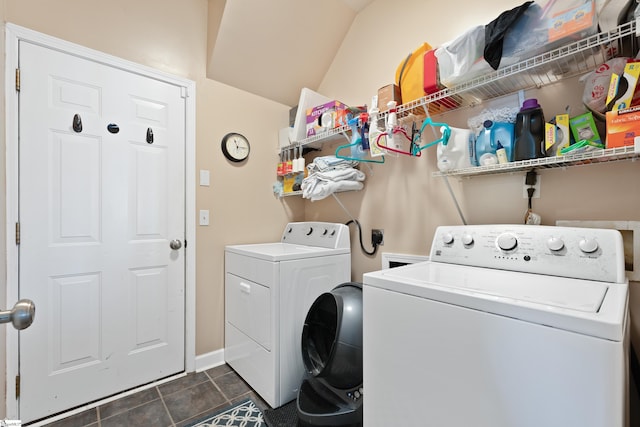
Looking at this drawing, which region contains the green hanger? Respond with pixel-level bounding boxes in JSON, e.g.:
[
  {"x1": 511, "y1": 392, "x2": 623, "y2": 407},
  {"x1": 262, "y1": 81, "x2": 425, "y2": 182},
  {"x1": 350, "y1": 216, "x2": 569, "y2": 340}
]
[{"x1": 411, "y1": 118, "x2": 451, "y2": 155}]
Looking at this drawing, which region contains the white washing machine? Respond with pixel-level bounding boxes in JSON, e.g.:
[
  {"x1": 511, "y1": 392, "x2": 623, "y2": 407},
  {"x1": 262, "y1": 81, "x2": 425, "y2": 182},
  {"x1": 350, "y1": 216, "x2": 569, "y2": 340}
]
[
  {"x1": 363, "y1": 224, "x2": 629, "y2": 427},
  {"x1": 225, "y1": 222, "x2": 351, "y2": 408}
]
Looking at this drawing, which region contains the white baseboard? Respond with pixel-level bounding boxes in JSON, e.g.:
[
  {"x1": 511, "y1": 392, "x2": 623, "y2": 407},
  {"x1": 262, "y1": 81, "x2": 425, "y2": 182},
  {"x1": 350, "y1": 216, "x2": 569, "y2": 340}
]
[{"x1": 195, "y1": 348, "x2": 225, "y2": 372}]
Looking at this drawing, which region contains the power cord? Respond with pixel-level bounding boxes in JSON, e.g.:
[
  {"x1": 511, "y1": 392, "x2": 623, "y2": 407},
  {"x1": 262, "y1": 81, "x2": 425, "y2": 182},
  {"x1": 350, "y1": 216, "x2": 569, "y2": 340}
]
[{"x1": 345, "y1": 219, "x2": 380, "y2": 256}]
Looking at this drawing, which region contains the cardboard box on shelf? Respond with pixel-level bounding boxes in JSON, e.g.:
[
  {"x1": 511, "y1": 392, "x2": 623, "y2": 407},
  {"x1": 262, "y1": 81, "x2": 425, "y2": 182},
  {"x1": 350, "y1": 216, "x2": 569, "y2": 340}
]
[
  {"x1": 305, "y1": 100, "x2": 348, "y2": 138},
  {"x1": 546, "y1": 0, "x2": 597, "y2": 44},
  {"x1": 605, "y1": 106, "x2": 640, "y2": 148},
  {"x1": 569, "y1": 112, "x2": 601, "y2": 144},
  {"x1": 377, "y1": 84, "x2": 401, "y2": 111}
]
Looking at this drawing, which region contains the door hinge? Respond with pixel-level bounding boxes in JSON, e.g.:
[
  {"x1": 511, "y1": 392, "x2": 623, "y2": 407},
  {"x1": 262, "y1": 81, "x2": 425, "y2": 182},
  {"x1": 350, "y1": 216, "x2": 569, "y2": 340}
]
[
  {"x1": 15, "y1": 222, "x2": 20, "y2": 245},
  {"x1": 15, "y1": 68, "x2": 20, "y2": 92},
  {"x1": 15, "y1": 375, "x2": 20, "y2": 399}
]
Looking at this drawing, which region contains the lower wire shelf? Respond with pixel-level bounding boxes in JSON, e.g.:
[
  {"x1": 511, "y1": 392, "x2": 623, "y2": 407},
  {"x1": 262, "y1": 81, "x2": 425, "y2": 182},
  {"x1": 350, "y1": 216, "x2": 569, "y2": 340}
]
[{"x1": 433, "y1": 145, "x2": 640, "y2": 177}]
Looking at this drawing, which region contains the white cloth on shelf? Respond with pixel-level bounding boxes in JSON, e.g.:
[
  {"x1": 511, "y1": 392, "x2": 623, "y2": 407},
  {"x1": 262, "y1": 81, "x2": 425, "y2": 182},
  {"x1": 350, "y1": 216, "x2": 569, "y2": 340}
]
[{"x1": 301, "y1": 159, "x2": 365, "y2": 201}]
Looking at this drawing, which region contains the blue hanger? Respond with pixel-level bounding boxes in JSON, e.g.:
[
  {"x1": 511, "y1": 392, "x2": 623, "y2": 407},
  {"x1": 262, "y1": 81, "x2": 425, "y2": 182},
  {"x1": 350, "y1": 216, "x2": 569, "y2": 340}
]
[
  {"x1": 335, "y1": 118, "x2": 385, "y2": 164},
  {"x1": 411, "y1": 118, "x2": 451, "y2": 155},
  {"x1": 335, "y1": 136, "x2": 385, "y2": 164}
]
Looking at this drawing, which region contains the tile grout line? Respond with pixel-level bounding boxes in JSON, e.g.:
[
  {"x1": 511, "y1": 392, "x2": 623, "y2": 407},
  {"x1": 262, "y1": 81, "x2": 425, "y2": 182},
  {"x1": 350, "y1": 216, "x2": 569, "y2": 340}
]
[
  {"x1": 204, "y1": 370, "x2": 233, "y2": 403},
  {"x1": 156, "y1": 385, "x2": 177, "y2": 427}
]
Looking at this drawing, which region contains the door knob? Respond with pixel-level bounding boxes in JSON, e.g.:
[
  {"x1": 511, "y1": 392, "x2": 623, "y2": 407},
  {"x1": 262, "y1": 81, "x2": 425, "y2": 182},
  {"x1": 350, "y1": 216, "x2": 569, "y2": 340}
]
[
  {"x1": 169, "y1": 239, "x2": 182, "y2": 250},
  {"x1": 0, "y1": 299, "x2": 35, "y2": 330}
]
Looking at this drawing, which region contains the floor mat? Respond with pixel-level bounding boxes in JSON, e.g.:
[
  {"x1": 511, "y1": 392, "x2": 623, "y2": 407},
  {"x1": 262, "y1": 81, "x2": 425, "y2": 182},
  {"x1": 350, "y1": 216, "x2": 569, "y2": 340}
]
[
  {"x1": 262, "y1": 400, "x2": 299, "y2": 427},
  {"x1": 184, "y1": 398, "x2": 264, "y2": 427}
]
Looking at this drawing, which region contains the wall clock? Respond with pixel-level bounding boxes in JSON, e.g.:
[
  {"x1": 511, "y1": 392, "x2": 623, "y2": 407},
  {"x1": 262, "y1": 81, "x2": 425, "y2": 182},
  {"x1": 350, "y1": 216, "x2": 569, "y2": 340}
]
[{"x1": 221, "y1": 132, "x2": 250, "y2": 162}]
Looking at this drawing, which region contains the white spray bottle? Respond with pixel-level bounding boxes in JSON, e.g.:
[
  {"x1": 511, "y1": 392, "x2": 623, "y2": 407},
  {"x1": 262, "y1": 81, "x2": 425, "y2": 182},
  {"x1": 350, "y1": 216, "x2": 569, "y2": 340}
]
[
  {"x1": 386, "y1": 101, "x2": 400, "y2": 152},
  {"x1": 368, "y1": 106, "x2": 385, "y2": 157}
]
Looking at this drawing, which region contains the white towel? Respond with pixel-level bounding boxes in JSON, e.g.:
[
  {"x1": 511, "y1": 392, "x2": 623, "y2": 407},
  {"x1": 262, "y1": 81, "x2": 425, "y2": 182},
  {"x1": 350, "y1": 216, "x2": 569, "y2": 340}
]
[{"x1": 301, "y1": 168, "x2": 365, "y2": 201}]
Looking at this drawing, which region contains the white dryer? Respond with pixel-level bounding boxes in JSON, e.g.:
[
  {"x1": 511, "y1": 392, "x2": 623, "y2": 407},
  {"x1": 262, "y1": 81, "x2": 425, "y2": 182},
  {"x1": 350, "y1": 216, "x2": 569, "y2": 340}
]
[
  {"x1": 363, "y1": 224, "x2": 629, "y2": 427},
  {"x1": 225, "y1": 222, "x2": 351, "y2": 408}
]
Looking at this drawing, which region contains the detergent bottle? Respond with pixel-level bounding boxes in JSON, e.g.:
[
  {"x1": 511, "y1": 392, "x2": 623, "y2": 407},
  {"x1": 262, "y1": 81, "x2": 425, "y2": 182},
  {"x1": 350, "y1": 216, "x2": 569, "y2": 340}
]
[
  {"x1": 514, "y1": 98, "x2": 545, "y2": 161},
  {"x1": 368, "y1": 107, "x2": 385, "y2": 157},
  {"x1": 474, "y1": 120, "x2": 515, "y2": 166}
]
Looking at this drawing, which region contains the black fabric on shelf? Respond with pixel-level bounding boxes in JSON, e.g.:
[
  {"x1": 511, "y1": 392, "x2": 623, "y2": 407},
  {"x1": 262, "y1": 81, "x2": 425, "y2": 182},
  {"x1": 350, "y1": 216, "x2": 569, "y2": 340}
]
[{"x1": 484, "y1": 1, "x2": 533, "y2": 69}]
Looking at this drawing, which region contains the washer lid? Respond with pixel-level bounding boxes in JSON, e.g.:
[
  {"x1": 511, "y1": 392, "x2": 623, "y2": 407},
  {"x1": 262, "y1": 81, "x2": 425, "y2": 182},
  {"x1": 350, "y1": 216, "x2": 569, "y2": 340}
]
[
  {"x1": 363, "y1": 261, "x2": 628, "y2": 341},
  {"x1": 225, "y1": 242, "x2": 349, "y2": 262}
]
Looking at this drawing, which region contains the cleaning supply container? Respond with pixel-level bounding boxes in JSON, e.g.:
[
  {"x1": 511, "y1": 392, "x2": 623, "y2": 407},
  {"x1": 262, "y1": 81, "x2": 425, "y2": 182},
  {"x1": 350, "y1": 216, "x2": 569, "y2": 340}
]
[
  {"x1": 514, "y1": 98, "x2": 545, "y2": 161},
  {"x1": 474, "y1": 120, "x2": 514, "y2": 166}
]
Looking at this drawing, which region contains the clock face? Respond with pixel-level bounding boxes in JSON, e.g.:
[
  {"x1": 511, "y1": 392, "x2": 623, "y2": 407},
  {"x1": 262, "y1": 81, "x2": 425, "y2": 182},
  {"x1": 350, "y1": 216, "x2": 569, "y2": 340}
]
[{"x1": 221, "y1": 133, "x2": 250, "y2": 162}]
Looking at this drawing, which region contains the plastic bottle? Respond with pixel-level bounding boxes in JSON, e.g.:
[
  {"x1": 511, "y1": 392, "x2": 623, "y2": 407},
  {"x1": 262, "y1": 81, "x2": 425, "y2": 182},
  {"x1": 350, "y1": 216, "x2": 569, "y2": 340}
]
[
  {"x1": 474, "y1": 120, "x2": 515, "y2": 166},
  {"x1": 348, "y1": 117, "x2": 364, "y2": 159},
  {"x1": 496, "y1": 142, "x2": 508, "y2": 164},
  {"x1": 514, "y1": 98, "x2": 545, "y2": 161},
  {"x1": 368, "y1": 107, "x2": 385, "y2": 157}
]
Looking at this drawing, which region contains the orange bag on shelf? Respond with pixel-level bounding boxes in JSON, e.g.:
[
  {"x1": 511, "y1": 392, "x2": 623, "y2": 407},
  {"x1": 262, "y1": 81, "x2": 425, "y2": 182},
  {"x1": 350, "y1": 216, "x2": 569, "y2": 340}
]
[{"x1": 395, "y1": 42, "x2": 432, "y2": 105}]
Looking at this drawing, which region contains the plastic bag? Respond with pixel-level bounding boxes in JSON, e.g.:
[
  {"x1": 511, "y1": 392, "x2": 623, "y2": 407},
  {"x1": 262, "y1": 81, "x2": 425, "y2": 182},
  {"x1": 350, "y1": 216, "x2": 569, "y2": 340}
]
[
  {"x1": 434, "y1": 26, "x2": 491, "y2": 87},
  {"x1": 581, "y1": 57, "x2": 628, "y2": 114},
  {"x1": 437, "y1": 126, "x2": 474, "y2": 171}
]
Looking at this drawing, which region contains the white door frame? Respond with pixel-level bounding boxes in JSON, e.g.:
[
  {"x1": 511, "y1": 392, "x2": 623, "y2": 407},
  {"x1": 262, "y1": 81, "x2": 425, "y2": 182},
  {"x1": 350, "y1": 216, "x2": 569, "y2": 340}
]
[{"x1": 4, "y1": 23, "x2": 197, "y2": 419}]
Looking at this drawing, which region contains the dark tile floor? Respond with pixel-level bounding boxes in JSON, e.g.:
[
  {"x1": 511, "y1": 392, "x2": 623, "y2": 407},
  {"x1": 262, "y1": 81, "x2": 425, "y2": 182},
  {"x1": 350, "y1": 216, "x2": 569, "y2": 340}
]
[{"x1": 35, "y1": 364, "x2": 268, "y2": 427}]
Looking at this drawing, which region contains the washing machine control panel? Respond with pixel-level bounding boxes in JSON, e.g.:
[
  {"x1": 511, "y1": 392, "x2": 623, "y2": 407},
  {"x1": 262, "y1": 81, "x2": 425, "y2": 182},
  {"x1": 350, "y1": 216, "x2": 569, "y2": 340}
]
[
  {"x1": 430, "y1": 224, "x2": 626, "y2": 283},
  {"x1": 281, "y1": 222, "x2": 350, "y2": 249}
]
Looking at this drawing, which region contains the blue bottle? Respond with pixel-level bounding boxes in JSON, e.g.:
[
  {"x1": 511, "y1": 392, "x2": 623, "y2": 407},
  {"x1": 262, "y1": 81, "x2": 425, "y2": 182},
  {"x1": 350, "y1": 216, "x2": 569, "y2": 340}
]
[{"x1": 474, "y1": 120, "x2": 515, "y2": 166}]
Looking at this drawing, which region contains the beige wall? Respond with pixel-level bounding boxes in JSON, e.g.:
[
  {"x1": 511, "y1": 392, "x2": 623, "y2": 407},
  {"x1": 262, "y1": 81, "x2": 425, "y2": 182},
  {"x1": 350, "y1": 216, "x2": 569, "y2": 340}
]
[
  {"x1": 314, "y1": 0, "x2": 640, "y2": 287},
  {"x1": 0, "y1": 0, "x2": 300, "y2": 413}
]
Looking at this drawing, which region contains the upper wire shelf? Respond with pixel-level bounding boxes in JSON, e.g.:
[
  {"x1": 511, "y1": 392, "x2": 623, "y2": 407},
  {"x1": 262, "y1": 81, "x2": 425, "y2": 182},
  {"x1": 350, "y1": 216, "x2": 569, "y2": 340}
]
[
  {"x1": 288, "y1": 20, "x2": 636, "y2": 152},
  {"x1": 433, "y1": 145, "x2": 640, "y2": 177},
  {"x1": 397, "y1": 20, "x2": 636, "y2": 119}
]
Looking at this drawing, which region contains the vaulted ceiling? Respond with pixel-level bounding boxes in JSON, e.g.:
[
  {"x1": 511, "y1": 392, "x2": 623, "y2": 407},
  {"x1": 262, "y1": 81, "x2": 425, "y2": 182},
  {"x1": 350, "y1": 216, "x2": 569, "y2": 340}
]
[{"x1": 207, "y1": 0, "x2": 374, "y2": 106}]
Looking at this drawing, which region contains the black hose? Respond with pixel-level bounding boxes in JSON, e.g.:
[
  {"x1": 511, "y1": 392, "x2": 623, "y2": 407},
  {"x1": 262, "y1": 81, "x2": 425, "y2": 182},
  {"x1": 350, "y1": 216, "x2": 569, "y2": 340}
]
[{"x1": 345, "y1": 219, "x2": 379, "y2": 256}]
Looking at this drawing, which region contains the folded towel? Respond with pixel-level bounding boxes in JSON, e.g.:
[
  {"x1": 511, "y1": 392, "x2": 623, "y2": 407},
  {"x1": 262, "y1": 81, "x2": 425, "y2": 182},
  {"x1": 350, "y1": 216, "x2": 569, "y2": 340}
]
[
  {"x1": 307, "y1": 155, "x2": 359, "y2": 173},
  {"x1": 301, "y1": 167, "x2": 365, "y2": 201}
]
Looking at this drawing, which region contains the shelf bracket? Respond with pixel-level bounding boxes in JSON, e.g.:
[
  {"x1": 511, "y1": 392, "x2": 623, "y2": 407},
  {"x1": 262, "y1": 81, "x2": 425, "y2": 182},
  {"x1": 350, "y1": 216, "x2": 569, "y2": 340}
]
[
  {"x1": 331, "y1": 193, "x2": 357, "y2": 224},
  {"x1": 441, "y1": 175, "x2": 468, "y2": 225}
]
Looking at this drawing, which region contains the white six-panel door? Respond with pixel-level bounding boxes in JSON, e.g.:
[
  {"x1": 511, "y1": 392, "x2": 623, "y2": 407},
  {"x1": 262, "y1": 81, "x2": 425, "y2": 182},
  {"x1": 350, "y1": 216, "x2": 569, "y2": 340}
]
[{"x1": 17, "y1": 40, "x2": 186, "y2": 422}]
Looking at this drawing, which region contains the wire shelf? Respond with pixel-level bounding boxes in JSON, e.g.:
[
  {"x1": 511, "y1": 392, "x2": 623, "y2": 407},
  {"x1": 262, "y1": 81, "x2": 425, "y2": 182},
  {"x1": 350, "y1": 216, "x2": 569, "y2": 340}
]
[
  {"x1": 433, "y1": 145, "x2": 640, "y2": 177},
  {"x1": 396, "y1": 20, "x2": 636, "y2": 119},
  {"x1": 290, "y1": 22, "x2": 635, "y2": 151},
  {"x1": 286, "y1": 22, "x2": 639, "y2": 182}
]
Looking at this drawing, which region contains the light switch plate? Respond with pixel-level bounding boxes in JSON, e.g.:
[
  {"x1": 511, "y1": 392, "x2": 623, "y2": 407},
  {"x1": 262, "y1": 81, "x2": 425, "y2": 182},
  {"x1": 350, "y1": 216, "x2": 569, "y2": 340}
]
[
  {"x1": 199, "y1": 210, "x2": 210, "y2": 226},
  {"x1": 199, "y1": 170, "x2": 210, "y2": 186}
]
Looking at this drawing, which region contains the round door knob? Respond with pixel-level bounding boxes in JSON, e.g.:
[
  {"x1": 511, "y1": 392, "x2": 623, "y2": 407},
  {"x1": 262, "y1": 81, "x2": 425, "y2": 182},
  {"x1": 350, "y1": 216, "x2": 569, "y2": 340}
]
[
  {"x1": 170, "y1": 239, "x2": 182, "y2": 250},
  {"x1": 496, "y1": 233, "x2": 518, "y2": 251}
]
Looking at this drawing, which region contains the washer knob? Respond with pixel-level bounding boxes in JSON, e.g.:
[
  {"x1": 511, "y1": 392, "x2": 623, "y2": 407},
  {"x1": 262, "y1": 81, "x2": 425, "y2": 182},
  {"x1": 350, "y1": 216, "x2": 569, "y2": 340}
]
[
  {"x1": 322, "y1": 229, "x2": 328, "y2": 235},
  {"x1": 306, "y1": 227, "x2": 313, "y2": 236},
  {"x1": 442, "y1": 232, "x2": 454, "y2": 245},
  {"x1": 579, "y1": 238, "x2": 599, "y2": 253},
  {"x1": 461, "y1": 234, "x2": 474, "y2": 246},
  {"x1": 496, "y1": 233, "x2": 518, "y2": 251},
  {"x1": 547, "y1": 237, "x2": 565, "y2": 251}
]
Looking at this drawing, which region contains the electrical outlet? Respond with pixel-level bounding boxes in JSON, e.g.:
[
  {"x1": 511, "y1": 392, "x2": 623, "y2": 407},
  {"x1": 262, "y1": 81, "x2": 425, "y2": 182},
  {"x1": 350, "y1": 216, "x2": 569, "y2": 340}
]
[
  {"x1": 372, "y1": 229, "x2": 384, "y2": 246},
  {"x1": 523, "y1": 175, "x2": 541, "y2": 199}
]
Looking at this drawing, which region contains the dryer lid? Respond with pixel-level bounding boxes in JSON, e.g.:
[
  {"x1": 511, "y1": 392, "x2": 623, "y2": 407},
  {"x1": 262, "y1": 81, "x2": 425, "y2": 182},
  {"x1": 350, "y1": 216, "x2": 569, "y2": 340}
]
[{"x1": 225, "y1": 242, "x2": 349, "y2": 261}]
